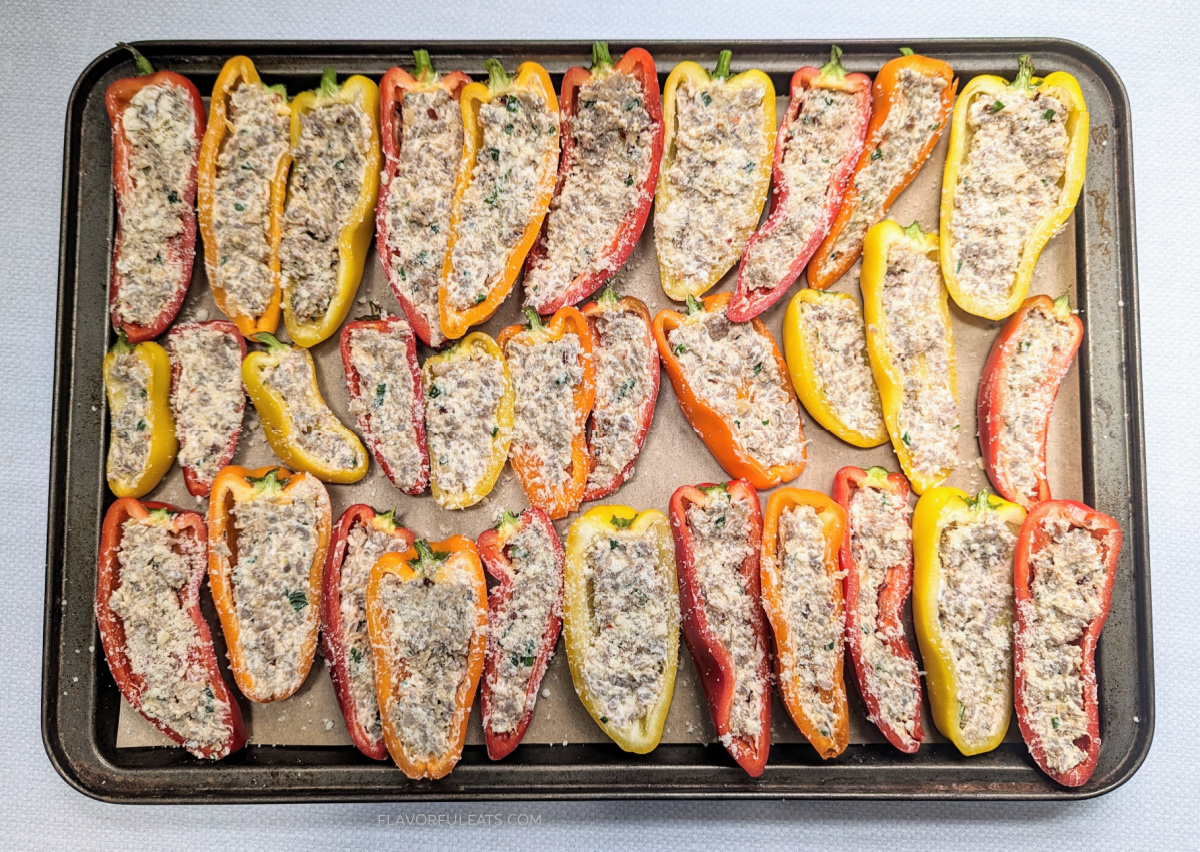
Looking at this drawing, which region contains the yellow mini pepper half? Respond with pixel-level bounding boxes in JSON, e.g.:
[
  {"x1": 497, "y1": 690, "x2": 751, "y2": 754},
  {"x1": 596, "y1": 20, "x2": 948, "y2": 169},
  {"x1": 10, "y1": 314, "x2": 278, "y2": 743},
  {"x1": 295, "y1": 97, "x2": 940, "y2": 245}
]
[
  {"x1": 940, "y1": 55, "x2": 1089, "y2": 321},
  {"x1": 439, "y1": 59, "x2": 559, "y2": 340},
  {"x1": 861, "y1": 220, "x2": 958, "y2": 494},
  {"x1": 655, "y1": 51, "x2": 776, "y2": 302},
  {"x1": 104, "y1": 334, "x2": 177, "y2": 497},
  {"x1": 912, "y1": 487, "x2": 1026, "y2": 756},
  {"x1": 564, "y1": 505, "x2": 679, "y2": 753},
  {"x1": 198, "y1": 56, "x2": 290, "y2": 337},
  {"x1": 783, "y1": 289, "x2": 888, "y2": 448},
  {"x1": 422, "y1": 332, "x2": 514, "y2": 510},
  {"x1": 282, "y1": 68, "x2": 381, "y2": 347},
  {"x1": 242, "y1": 333, "x2": 368, "y2": 484}
]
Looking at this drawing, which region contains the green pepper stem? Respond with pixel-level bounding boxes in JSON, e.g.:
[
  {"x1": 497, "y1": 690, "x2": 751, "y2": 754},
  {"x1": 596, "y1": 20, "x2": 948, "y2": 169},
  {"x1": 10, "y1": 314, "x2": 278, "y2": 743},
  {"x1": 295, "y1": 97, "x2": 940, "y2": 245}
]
[
  {"x1": 413, "y1": 539, "x2": 449, "y2": 574},
  {"x1": 147, "y1": 507, "x2": 178, "y2": 520},
  {"x1": 685, "y1": 294, "x2": 704, "y2": 316},
  {"x1": 413, "y1": 49, "x2": 435, "y2": 82},
  {"x1": 266, "y1": 83, "x2": 288, "y2": 99},
  {"x1": 1054, "y1": 293, "x2": 1072, "y2": 312},
  {"x1": 111, "y1": 330, "x2": 134, "y2": 355},
  {"x1": 592, "y1": 41, "x2": 613, "y2": 71},
  {"x1": 248, "y1": 468, "x2": 284, "y2": 494},
  {"x1": 820, "y1": 45, "x2": 847, "y2": 80},
  {"x1": 1012, "y1": 54, "x2": 1037, "y2": 92},
  {"x1": 485, "y1": 58, "x2": 511, "y2": 90},
  {"x1": 376, "y1": 508, "x2": 398, "y2": 530},
  {"x1": 598, "y1": 280, "x2": 619, "y2": 305},
  {"x1": 899, "y1": 47, "x2": 915, "y2": 57},
  {"x1": 316, "y1": 67, "x2": 339, "y2": 99},
  {"x1": 250, "y1": 331, "x2": 290, "y2": 353},
  {"x1": 712, "y1": 50, "x2": 733, "y2": 80},
  {"x1": 496, "y1": 509, "x2": 522, "y2": 530},
  {"x1": 524, "y1": 306, "x2": 545, "y2": 331},
  {"x1": 117, "y1": 43, "x2": 155, "y2": 76},
  {"x1": 865, "y1": 466, "x2": 890, "y2": 479},
  {"x1": 698, "y1": 483, "x2": 728, "y2": 496},
  {"x1": 902, "y1": 221, "x2": 926, "y2": 240}
]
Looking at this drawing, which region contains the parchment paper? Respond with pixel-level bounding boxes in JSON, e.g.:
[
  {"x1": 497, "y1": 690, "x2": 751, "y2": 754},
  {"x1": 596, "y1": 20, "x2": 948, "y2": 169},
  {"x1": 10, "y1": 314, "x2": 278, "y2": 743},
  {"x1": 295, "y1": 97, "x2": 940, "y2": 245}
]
[{"x1": 118, "y1": 92, "x2": 1082, "y2": 751}]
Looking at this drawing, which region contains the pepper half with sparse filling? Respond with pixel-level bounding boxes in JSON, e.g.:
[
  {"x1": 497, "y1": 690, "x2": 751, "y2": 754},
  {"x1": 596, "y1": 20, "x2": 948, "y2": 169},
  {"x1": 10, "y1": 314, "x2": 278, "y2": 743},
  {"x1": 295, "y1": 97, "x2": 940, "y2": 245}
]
[
  {"x1": 166, "y1": 320, "x2": 247, "y2": 497},
  {"x1": 783, "y1": 289, "x2": 887, "y2": 448},
  {"x1": 340, "y1": 312, "x2": 429, "y2": 494},
  {"x1": 655, "y1": 50, "x2": 776, "y2": 302},
  {"x1": 654, "y1": 292, "x2": 807, "y2": 489},
  {"x1": 104, "y1": 334, "x2": 177, "y2": 498},
  {"x1": 242, "y1": 333, "x2": 368, "y2": 484},
  {"x1": 833, "y1": 466, "x2": 924, "y2": 753},
  {"x1": 523, "y1": 42, "x2": 662, "y2": 314},
  {"x1": 367, "y1": 537, "x2": 488, "y2": 780},
  {"x1": 376, "y1": 51, "x2": 471, "y2": 348},
  {"x1": 106, "y1": 45, "x2": 205, "y2": 342},
  {"x1": 97, "y1": 498, "x2": 247, "y2": 759},
  {"x1": 1014, "y1": 499, "x2": 1120, "y2": 787},
  {"x1": 913, "y1": 487, "x2": 1026, "y2": 755},
  {"x1": 941, "y1": 55, "x2": 1089, "y2": 321},
  {"x1": 761, "y1": 487, "x2": 850, "y2": 759},
  {"x1": 978, "y1": 294, "x2": 1083, "y2": 508},
  {"x1": 478, "y1": 508, "x2": 565, "y2": 760},
  {"x1": 280, "y1": 68, "x2": 380, "y2": 347},
  {"x1": 321, "y1": 504, "x2": 414, "y2": 760},
  {"x1": 440, "y1": 59, "x2": 560, "y2": 339},
  {"x1": 861, "y1": 220, "x2": 959, "y2": 494},
  {"x1": 581, "y1": 285, "x2": 660, "y2": 501},
  {"x1": 808, "y1": 50, "x2": 955, "y2": 290},
  {"x1": 498, "y1": 307, "x2": 596, "y2": 519},
  {"x1": 564, "y1": 505, "x2": 679, "y2": 753},
  {"x1": 208, "y1": 466, "x2": 331, "y2": 702},
  {"x1": 198, "y1": 55, "x2": 291, "y2": 337},
  {"x1": 729, "y1": 46, "x2": 872, "y2": 321},
  {"x1": 422, "y1": 332, "x2": 515, "y2": 509},
  {"x1": 671, "y1": 481, "x2": 771, "y2": 775}
]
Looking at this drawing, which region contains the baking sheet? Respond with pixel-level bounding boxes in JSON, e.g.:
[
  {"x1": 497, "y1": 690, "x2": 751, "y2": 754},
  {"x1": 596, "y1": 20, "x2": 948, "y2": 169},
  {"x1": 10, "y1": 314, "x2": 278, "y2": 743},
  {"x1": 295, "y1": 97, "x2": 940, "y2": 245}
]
[{"x1": 116, "y1": 90, "x2": 1083, "y2": 751}]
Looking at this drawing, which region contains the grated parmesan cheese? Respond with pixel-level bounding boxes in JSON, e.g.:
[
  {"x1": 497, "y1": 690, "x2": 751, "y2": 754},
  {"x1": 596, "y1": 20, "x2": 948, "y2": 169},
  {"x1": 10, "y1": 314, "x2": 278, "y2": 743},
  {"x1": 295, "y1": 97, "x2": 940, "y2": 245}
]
[
  {"x1": 505, "y1": 332, "x2": 585, "y2": 488},
  {"x1": 799, "y1": 297, "x2": 884, "y2": 437},
  {"x1": 167, "y1": 326, "x2": 244, "y2": 490},
  {"x1": 347, "y1": 324, "x2": 424, "y2": 491}
]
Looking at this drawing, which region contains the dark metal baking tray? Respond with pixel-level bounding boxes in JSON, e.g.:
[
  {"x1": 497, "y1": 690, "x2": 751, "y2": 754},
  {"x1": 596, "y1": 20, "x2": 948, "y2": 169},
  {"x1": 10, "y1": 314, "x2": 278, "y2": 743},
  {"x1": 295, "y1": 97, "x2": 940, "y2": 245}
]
[{"x1": 43, "y1": 38, "x2": 1151, "y2": 802}]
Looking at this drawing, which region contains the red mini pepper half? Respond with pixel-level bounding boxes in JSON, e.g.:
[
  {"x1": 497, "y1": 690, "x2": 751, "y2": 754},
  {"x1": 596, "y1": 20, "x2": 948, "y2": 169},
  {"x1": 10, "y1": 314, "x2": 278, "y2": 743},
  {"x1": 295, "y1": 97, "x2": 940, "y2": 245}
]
[
  {"x1": 978, "y1": 294, "x2": 1084, "y2": 508},
  {"x1": 106, "y1": 44, "x2": 205, "y2": 342},
  {"x1": 1014, "y1": 499, "x2": 1121, "y2": 787},
  {"x1": 477, "y1": 507, "x2": 565, "y2": 760},
  {"x1": 580, "y1": 285, "x2": 661, "y2": 502},
  {"x1": 728, "y1": 46, "x2": 872, "y2": 322},
  {"x1": 832, "y1": 465, "x2": 925, "y2": 753},
  {"x1": 96, "y1": 498, "x2": 247, "y2": 759},
  {"x1": 376, "y1": 51, "x2": 472, "y2": 348},
  {"x1": 523, "y1": 42, "x2": 664, "y2": 314},
  {"x1": 166, "y1": 320, "x2": 247, "y2": 498},
  {"x1": 339, "y1": 311, "x2": 430, "y2": 495},
  {"x1": 321, "y1": 504, "x2": 414, "y2": 760},
  {"x1": 670, "y1": 480, "x2": 771, "y2": 776}
]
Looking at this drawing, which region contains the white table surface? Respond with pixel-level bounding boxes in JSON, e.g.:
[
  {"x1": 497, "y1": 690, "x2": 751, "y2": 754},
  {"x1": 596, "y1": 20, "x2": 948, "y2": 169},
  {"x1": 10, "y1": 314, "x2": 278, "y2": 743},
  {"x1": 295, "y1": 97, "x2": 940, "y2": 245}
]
[{"x1": 2, "y1": 1, "x2": 1196, "y2": 848}]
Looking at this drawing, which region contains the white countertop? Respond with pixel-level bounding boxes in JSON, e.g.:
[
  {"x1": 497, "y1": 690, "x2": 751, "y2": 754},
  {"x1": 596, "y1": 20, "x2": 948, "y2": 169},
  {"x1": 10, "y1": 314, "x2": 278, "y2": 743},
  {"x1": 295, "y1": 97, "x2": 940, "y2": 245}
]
[{"x1": 1, "y1": 1, "x2": 1194, "y2": 848}]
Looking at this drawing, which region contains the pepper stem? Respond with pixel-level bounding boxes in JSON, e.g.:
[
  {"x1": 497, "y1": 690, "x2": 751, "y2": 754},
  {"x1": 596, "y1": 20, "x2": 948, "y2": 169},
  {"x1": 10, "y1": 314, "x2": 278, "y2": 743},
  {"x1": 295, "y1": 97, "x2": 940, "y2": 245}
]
[
  {"x1": 712, "y1": 50, "x2": 733, "y2": 80},
  {"x1": 248, "y1": 468, "x2": 284, "y2": 494},
  {"x1": 266, "y1": 83, "x2": 288, "y2": 99},
  {"x1": 865, "y1": 466, "x2": 890, "y2": 479},
  {"x1": 316, "y1": 67, "x2": 339, "y2": 99},
  {"x1": 484, "y1": 58, "x2": 511, "y2": 91},
  {"x1": 1054, "y1": 293, "x2": 1073, "y2": 313},
  {"x1": 117, "y1": 43, "x2": 155, "y2": 76},
  {"x1": 496, "y1": 509, "x2": 521, "y2": 530},
  {"x1": 250, "y1": 331, "x2": 290, "y2": 353},
  {"x1": 902, "y1": 221, "x2": 926, "y2": 240},
  {"x1": 820, "y1": 45, "x2": 847, "y2": 80},
  {"x1": 899, "y1": 47, "x2": 915, "y2": 57},
  {"x1": 592, "y1": 41, "x2": 613, "y2": 71},
  {"x1": 698, "y1": 483, "x2": 729, "y2": 496},
  {"x1": 1012, "y1": 54, "x2": 1037, "y2": 92},
  {"x1": 412, "y1": 539, "x2": 449, "y2": 575},
  {"x1": 598, "y1": 280, "x2": 619, "y2": 305},
  {"x1": 111, "y1": 330, "x2": 134, "y2": 355},
  {"x1": 524, "y1": 306, "x2": 545, "y2": 331},
  {"x1": 376, "y1": 508, "x2": 398, "y2": 531},
  {"x1": 413, "y1": 49, "x2": 435, "y2": 82},
  {"x1": 685, "y1": 294, "x2": 705, "y2": 316},
  {"x1": 147, "y1": 507, "x2": 178, "y2": 521}
]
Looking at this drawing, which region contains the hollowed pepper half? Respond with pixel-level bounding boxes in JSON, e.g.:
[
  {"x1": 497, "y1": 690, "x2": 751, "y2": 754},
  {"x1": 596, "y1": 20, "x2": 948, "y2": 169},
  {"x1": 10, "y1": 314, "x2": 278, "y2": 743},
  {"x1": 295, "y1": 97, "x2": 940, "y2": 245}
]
[{"x1": 104, "y1": 334, "x2": 178, "y2": 498}]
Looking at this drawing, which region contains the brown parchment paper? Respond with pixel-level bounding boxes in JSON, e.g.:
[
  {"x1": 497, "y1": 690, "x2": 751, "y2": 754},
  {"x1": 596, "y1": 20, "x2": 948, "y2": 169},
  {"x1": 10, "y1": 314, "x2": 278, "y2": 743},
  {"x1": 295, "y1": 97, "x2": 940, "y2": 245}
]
[{"x1": 118, "y1": 93, "x2": 1082, "y2": 751}]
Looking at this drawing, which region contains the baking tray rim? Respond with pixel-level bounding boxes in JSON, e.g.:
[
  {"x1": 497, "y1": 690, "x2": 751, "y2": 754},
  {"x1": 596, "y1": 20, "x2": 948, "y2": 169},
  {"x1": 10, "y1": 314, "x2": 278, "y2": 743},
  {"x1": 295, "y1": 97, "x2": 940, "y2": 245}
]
[{"x1": 42, "y1": 36, "x2": 1152, "y2": 803}]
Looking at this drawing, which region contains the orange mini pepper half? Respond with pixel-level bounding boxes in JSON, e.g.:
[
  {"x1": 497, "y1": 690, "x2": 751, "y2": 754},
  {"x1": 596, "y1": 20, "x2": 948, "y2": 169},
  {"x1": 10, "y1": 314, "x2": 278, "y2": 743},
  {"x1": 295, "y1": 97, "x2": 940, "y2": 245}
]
[
  {"x1": 498, "y1": 306, "x2": 596, "y2": 518},
  {"x1": 653, "y1": 292, "x2": 806, "y2": 489},
  {"x1": 808, "y1": 50, "x2": 955, "y2": 290},
  {"x1": 197, "y1": 56, "x2": 290, "y2": 337},
  {"x1": 366, "y1": 537, "x2": 488, "y2": 780},
  {"x1": 760, "y1": 487, "x2": 850, "y2": 759},
  {"x1": 207, "y1": 466, "x2": 331, "y2": 703},
  {"x1": 439, "y1": 59, "x2": 560, "y2": 339}
]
